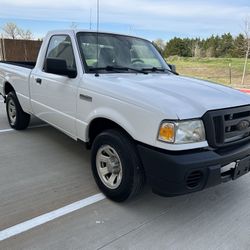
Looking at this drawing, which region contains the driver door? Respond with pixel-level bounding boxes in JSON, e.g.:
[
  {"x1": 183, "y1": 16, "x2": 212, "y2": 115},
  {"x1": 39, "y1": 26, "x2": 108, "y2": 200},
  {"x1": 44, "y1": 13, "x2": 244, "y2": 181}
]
[{"x1": 30, "y1": 34, "x2": 79, "y2": 138}]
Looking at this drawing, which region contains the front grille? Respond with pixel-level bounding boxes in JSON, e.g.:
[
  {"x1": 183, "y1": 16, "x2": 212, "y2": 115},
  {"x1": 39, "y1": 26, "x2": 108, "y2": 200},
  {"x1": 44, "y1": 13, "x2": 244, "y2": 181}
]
[
  {"x1": 186, "y1": 171, "x2": 203, "y2": 189},
  {"x1": 203, "y1": 105, "x2": 250, "y2": 148}
]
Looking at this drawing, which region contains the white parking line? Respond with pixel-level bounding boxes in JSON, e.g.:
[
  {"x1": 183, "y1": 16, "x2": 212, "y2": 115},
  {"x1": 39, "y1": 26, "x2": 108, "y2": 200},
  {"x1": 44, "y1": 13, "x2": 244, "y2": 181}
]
[
  {"x1": 0, "y1": 193, "x2": 105, "y2": 241},
  {"x1": 0, "y1": 124, "x2": 49, "y2": 134},
  {"x1": 0, "y1": 128, "x2": 14, "y2": 133},
  {"x1": 29, "y1": 124, "x2": 49, "y2": 129}
]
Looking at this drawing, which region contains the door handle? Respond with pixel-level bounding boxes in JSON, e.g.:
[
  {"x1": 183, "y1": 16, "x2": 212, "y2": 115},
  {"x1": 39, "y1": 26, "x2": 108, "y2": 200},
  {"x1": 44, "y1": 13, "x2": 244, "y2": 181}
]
[{"x1": 35, "y1": 78, "x2": 42, "y2": 84}]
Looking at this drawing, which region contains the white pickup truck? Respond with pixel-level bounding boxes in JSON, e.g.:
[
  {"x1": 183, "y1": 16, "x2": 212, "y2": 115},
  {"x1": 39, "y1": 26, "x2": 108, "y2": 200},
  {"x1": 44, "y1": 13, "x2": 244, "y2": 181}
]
[{"x1": 1, "y1": 30, "x2": 250, "y2": 201}]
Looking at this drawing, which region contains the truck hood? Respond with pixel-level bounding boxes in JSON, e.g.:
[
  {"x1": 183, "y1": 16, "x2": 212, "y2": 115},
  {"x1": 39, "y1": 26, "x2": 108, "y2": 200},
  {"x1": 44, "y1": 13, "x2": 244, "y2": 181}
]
[{"x1": 86, "y1": 73, "x2": 250, "y2": 119}]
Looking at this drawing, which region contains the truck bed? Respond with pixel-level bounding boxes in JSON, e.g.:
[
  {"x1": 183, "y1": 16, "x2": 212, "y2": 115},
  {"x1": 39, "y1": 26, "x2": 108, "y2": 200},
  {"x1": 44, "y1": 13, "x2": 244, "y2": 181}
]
[
  {"x1": 0, "y1": 61, "x2": 36, "y2": 69},
  {"x1": 0, "y1": 60, "x2": 35, "y2": 112}
]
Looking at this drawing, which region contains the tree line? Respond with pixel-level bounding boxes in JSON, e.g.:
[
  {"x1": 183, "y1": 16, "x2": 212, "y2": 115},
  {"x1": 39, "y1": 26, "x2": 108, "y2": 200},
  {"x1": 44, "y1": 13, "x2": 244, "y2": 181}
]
[
  {"x1": 1, "y1": 22, "x2": 248, "y2": 59},
  {"x1": 153, "y1": 33, "x2": 249, "y2": 58}
]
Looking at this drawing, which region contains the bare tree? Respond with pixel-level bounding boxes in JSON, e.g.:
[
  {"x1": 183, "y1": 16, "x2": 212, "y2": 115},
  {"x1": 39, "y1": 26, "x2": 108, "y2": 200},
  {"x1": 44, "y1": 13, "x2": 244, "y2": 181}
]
[
  {"x1": 1, "y1": 22, "x2": 19, "y2": 39},
  {"x1": 18, "y1": 29, "x2": 33, "y2": 40},
  {"x1": 70, "y1": 22, "x2": 78, "y2": 29},
  {"x1": 194, "y1": 42, "x2": 202, "y2": 57},
  {"x1": 1, "y1": 22, "x2": 33, "y2": 40},
  {"x1": 153, "y1": 39, "x2": 166, "y2": 55},
  {"x1": 241, "y1": 17, "x2": 250, "y2": 84}
]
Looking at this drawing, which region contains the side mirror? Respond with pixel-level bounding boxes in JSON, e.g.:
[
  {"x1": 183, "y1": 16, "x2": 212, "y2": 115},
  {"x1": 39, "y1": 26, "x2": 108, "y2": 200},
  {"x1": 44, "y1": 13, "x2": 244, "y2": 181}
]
[
  {"x1": 45, "y1": 58, "x2": 77, "y2": 78},
  {"x1": 168, "y1": 64, "x2": 178, "y2": 75}
]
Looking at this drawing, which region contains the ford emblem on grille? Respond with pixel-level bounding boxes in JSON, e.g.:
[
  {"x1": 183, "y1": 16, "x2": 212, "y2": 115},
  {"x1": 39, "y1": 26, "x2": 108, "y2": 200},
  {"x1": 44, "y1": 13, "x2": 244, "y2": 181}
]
[{"x1": 236, "y1": 120, "x2": 250, "y2": 131}]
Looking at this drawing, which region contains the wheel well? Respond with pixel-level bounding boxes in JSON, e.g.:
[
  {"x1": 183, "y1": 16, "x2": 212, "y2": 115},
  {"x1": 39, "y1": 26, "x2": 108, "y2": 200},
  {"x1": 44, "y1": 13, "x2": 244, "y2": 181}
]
[
  {"x1": 4, "y1": 82, "x2": 15, "y2": 95},
  {"x1": 88, "y1": 118, "x2": 133, "y2": 147}
]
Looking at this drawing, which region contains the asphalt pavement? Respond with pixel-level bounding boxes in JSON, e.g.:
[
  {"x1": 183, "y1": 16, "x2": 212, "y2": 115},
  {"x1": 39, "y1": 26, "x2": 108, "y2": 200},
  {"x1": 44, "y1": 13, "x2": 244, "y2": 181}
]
[{"x1": 0, "y1": 97, "x2": 250, "y2": 250}]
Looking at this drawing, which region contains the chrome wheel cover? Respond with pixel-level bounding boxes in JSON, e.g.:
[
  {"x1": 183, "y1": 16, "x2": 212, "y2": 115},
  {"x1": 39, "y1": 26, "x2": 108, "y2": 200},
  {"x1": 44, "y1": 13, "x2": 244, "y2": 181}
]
[
  {"x1": 96, "y1": 145, "x2": 123, "y2": 189},
  {"x1": 8, "y1": 99, "x2": 17, "y2": 125}
]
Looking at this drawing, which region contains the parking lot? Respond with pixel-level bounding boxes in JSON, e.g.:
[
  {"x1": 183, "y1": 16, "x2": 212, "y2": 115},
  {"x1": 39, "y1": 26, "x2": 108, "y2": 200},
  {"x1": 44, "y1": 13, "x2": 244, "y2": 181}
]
[{"x1": 0, "y1": 96, "x2": 250, "y2": 250}]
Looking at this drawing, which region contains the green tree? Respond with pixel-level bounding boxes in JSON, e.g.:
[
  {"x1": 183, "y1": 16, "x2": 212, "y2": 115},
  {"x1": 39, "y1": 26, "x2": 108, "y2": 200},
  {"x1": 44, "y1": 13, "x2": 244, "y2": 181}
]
[
  {"x1": 204, "y1": 35, "x2": 220, "y2": 57},
  {"x1": 232, "y1": 34, "x2": 246, "y2": 58},
  {"x1": 217, "y1": 33, "x2": 234, "y2": 57},
  {"x1": 164, "y1": 37, "x2": 191, "y2": 57}
]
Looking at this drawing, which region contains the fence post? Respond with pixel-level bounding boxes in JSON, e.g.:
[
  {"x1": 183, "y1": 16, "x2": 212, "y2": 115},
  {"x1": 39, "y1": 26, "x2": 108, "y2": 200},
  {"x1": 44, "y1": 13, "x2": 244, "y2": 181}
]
[
  {"x1": 24, "y1": 41, "x2": 28, "y2": 62},
  {"x1": 2, "y1": 38, "x2": 6, "y2": 61},
  {"x1": 0, "y1": 38, "x2": 2, "y2": 61},
  {"x1": 0, "y1": 35, "x2": 6, "y2": 61}
]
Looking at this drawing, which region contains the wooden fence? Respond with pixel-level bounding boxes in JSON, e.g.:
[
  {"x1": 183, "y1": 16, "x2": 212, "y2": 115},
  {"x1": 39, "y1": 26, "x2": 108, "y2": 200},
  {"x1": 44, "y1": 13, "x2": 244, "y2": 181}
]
[{"x1": 0, "y1": 38, "x2": 42, "y2": 62}]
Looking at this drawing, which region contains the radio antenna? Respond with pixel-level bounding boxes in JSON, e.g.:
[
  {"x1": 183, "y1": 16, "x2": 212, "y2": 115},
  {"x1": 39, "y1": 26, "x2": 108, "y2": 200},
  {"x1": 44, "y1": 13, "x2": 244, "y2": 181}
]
[
  {"x1": 89, "y1": 8, "x2": 92, "y2": 30},
  {"x1": 95, "y1": 0, "x2": 100, "y2": 77}
]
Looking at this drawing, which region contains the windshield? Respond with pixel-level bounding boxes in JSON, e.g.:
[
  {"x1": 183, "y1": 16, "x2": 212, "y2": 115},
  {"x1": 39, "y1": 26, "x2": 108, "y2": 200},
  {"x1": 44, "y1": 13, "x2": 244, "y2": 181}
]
[{"x1": 77, "y1": 32, "x2": 170, "y2": 73}]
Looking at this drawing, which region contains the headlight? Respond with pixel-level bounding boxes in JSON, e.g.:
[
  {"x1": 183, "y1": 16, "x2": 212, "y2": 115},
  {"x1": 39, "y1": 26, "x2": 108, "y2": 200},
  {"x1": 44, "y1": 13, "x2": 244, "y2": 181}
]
[{"x1": 158, "y1": 120, "x2": 205, "y2": 144}]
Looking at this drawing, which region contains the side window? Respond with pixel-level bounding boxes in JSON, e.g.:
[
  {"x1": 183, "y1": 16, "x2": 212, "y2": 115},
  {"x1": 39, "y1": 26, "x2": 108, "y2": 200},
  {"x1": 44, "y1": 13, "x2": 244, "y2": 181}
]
[{"x1": 44, "y1": 35, "x2": 76, "y2": 72}]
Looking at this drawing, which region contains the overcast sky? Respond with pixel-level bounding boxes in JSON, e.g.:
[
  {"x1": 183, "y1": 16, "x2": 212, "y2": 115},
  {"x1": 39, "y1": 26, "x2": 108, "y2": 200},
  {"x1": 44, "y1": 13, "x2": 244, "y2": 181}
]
[{"x1": 0, "y1": 0, "x2": 249, "y2": 41}]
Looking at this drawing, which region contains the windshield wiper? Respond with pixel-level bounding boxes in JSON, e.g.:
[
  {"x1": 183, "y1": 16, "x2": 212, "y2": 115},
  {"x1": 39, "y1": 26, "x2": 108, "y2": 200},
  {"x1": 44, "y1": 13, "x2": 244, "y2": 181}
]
[
  {"x1": 89, "y1": 65, "x2": 148, "y2": 75},
  {"x1": 142, "y1": 67, "x2": 179, "y2": 75},
  {"x1": 142, "y1": 67, "x2": 165, "y2": 72}
]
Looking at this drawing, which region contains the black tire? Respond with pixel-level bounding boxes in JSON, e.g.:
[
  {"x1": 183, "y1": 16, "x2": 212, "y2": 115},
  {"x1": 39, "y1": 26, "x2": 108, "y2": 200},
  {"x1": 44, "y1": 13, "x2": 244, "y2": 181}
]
[
  {"x1": 6, "y1": 91, "x2": 30, "y2": 130},
  {"x1": 91, "y1": 129, "x2": 145, "y2": 202}
]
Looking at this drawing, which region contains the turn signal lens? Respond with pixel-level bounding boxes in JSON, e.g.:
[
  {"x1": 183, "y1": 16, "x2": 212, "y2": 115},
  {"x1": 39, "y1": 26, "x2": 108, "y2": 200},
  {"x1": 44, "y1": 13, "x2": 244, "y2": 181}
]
[{"x1": 158, "y1": 122, "x2": 175, "y2": 143}]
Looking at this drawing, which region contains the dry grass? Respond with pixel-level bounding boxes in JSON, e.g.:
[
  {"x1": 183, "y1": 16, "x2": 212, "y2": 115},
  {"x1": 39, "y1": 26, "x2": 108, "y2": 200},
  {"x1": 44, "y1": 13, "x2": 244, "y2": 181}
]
[{"x1": 167, "y1": 57, "x2": 250, "y2": 88}]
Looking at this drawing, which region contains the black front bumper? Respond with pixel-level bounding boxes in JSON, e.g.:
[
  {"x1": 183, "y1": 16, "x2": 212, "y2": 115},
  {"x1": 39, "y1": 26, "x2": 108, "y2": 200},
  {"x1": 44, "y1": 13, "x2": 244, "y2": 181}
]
[{"x1": 137, "y1": 142, "x2": 250, "y2": 197}]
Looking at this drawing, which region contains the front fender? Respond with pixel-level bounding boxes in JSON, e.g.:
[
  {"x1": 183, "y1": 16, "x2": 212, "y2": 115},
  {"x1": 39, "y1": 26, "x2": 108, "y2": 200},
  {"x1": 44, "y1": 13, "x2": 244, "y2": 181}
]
[{"x1": 85, "y1": 107, "x2": 137, "y2": 141}]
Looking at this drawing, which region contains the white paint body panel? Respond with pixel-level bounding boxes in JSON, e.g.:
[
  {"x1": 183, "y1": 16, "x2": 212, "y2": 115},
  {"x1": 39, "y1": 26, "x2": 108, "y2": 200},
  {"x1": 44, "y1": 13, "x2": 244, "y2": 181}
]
[
  {"x1": 0, "y1": 64, "x2": 32, "y2": 113},
  {"x1": 0, "y1": 29, "x2": 250, "y2": 151}
]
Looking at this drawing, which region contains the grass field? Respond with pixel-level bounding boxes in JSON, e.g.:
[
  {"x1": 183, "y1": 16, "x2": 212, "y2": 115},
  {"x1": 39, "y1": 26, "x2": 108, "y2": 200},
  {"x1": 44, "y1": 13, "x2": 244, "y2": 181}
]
[{"x1": 167, "y1": 57, "x2": 250, "y2": 88}]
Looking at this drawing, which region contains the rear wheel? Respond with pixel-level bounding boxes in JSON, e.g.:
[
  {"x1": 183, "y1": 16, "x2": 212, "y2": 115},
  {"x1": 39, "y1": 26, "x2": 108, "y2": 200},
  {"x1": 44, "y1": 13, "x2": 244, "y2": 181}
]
[
  {"x1": 91, "y1": 129, "x2": 145, "y2": 202},
  {"x1": 6, "y1": 91, "x2": 30, "y2": 130}
]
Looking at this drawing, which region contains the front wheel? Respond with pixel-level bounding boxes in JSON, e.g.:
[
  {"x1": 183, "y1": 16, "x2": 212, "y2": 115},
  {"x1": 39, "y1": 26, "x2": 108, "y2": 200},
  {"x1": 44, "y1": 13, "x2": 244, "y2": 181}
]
[
  {"x1": 6, "y1": 91, "x2": 30, "y2": 130},
  {"x1": 91, "y1": 129, "x2": 145, "y2": 202}
]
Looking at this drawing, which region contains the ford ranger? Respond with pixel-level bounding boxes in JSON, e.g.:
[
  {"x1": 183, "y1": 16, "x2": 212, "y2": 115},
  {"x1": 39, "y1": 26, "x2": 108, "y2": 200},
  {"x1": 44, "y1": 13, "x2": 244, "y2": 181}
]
[{"x1": 0, "y1": 30, "x2": 250, "y2": 202}]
